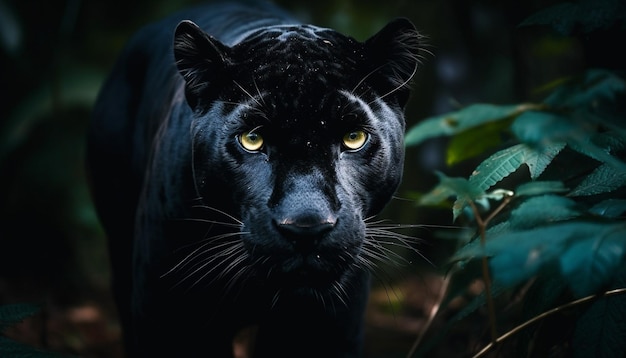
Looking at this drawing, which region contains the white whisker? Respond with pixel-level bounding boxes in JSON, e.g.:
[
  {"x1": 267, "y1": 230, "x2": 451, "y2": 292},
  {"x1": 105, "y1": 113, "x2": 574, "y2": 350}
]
[
  {"x1": 233, "y1": 80, "x2": 263, "y2": 107},
  {"x1": 191, "y1": 204, "x2": 244, "y2": 225}
]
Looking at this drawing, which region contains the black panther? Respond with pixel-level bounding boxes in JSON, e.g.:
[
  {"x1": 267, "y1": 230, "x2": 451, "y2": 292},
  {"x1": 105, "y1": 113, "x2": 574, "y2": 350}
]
[{"x1": 87, "y1": 1, "x2": 421, "y2": 356}]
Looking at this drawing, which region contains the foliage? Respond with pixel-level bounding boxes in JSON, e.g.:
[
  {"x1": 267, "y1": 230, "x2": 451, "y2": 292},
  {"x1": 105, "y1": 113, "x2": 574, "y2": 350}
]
[
  {"x1": 0, "y1": 304, "x2": 66, "y2": 357},
  {"x1": 405, "y1": 2, "x2": 626, "y2": 353}
]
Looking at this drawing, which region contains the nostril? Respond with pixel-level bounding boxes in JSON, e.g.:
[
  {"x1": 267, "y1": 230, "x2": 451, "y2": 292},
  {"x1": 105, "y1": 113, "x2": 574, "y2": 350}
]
[{"x1": 274, "y1": 215, "x2": 337, "y2": 238}]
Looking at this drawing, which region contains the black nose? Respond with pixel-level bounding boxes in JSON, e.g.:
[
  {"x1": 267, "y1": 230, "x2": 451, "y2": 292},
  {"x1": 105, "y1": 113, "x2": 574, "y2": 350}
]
[{"x1": 274, "y1": 214, "x2": 337, "y2": 251}]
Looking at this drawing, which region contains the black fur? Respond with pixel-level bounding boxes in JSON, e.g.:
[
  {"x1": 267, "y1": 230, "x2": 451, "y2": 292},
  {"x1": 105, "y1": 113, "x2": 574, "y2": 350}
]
[{"x1": 87, "y1": 1, "x2": 420, "y2": 357}]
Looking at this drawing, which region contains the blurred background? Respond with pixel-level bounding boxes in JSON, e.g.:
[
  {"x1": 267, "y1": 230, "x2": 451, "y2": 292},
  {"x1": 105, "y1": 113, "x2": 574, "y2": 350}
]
[{"x1": 0, "y1": 0, "x2": 611, "y2": 356}]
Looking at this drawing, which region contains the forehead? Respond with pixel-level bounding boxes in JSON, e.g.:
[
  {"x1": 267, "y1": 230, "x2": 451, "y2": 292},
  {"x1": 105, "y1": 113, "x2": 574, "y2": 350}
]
[{"x1": 230, "y1": 25, "x2": 365, "y2": 95}]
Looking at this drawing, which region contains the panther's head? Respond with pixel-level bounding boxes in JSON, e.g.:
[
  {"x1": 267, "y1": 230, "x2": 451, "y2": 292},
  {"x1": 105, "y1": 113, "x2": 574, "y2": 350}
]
[{"x1": 171, "y1": 19, "x2": 422, "y2": 297}]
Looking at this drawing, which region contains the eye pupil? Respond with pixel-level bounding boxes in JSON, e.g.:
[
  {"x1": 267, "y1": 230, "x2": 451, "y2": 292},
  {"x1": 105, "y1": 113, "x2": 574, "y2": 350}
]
[{"x1": 247, "y1": 133, "x2": 259, "y2": 142}]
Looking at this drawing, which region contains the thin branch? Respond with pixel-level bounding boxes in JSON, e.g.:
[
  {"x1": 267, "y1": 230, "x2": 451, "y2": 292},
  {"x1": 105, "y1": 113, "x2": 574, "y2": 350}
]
[
  {"x1": 406, "y1": 275, "x2": 451, "y2": 358},
  {"x1": 472, "y1": 195, "x2": 513, "y2": 344},
  {"x1": 472, "y1": 287, "x2": 626, "y2": 358},
  {"x1": 469, "y1": 200, "x2": 498, "y2": 343}
]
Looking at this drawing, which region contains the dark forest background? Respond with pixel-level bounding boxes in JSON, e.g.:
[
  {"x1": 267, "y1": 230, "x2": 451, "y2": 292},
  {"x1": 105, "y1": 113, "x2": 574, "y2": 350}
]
[{"x1": 1, "y1": 0, "x2": 623, "y2": 357}]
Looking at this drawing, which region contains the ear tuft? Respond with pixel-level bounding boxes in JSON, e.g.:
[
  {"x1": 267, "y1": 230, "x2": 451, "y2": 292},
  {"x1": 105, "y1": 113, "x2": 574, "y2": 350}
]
[
  {"x1": 365, "y1": 18, "x2": 423, "y2": 107},
  {"x1": 174, "y1": 20, "x2": 230, "y2": 109}
]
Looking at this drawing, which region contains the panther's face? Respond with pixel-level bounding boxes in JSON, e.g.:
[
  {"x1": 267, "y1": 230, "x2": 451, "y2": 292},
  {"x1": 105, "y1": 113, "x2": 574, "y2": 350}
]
[{"x1": 172, "y1": 20, "x2": 421, "y2": 296}]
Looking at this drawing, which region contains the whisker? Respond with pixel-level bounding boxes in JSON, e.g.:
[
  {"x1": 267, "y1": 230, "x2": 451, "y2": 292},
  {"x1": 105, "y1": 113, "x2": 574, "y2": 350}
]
[
  {"x1": 181, "y1": 217, "x2": 242, "y2": 228},
  {"x1": 191, "y1": 204, "x2": 244, "y2": 225},
  {"x1": 252, "y1": 77, "x2": 266, "y2": 106},
  {"x1": 170, "y1": 230, "x2": 247, "y2": 257},
  {"x1": 217, "y1": 100, "x2": 257, "y2": 110},
  {"x1": 165, "y1": 234, "x2": 247, "y2": 277},
  {"x1": 367, "y1": 64, "x2": 418, "y2": 106},
  {"x1": 233, "y1": 80, "x2": 263, "y2": 107},
  {"x1": 171, "y1": 242, "x2": 242, "y2": 284},
  {"x1": 350, "y1": 64, "x2": 387, "y2": 96},
  {"x1": 271, "y1": 290, "x2": 281, "y2": 309},
  {"x1": 190, "y1": 126, "x2": 201, "y2": 197},
  {"x1": 186, "y1": 244, "x2": 248, "y2": 289}
]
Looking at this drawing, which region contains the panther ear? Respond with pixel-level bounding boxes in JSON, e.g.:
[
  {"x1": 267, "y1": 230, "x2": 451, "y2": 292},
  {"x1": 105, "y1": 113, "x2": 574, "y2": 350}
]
[
  {"x1": 364, "y1": 18, "x2": 422, "y2": 107},
  {"x1": 174, "y1": 20, "x2": 230, "y2": 109}
]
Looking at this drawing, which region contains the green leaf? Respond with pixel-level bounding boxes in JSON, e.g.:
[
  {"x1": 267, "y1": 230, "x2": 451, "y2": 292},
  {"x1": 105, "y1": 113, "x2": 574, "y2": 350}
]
[
  {"x1": 560, "y1": 223, "x2": 626, "y2": 297},
  {"x1": 515, "y1": 181, "x2": 569, "y2": 197},
  {"x1": 519, "y1": 3, "x2": 578, "y2": 35},
  {"x1": 452, "y1": 221, "x2": 626, "y2": 295},
  {"x1": 508, "y1": 195, "x2": 581, "y2": 230},
  {"x1": 520, "y1": 1, "x2": 626, "y2": 36},
  {"x1": 446, "y1": 117, "x2": 512, "y2": 165},
  {"x1": 591, "y1": 131, "x2": 626, "y2": 155},
  {"x1": 451, "y1": 226, "x2": 559, "y2": 288},
  {"x1": 524, "y1": 142, "x2": 567, "y2": 179},
  {"x1": 0, "y1": 67, "x2": 104, "y2": 164},
  {"x1": 0, "y1": 336, "x2": 66, "y2": 358},
  {"x1": 512, "y1": 110, "x2": 587, "y2": 146},
  {"x1": 545, "y1": 69, "x2": 626, "y2": 108},
  {"x1": 569, "y1": 163, "x2": 626, "y2": 197},
  {"x1": 404, "y1": 103, "x2": 537, "y2": 146},
  {"x1": 522, "y1": 274, "x2": 568, "y2": 322},
  {"x1": 524, "y1": 143, "x2": 565, "y2": 180},
  {"x1": 573, "y1": 268, "x2": 626, "y2": 357},
  {"x1": 419, "y1": 172, "x2": 484, "y2": 205},
  {"x1": 590, "y1": 199, "x2": 626, "y2": 218},
  {"x1": 468, "y1": 142, "x2": 564, "y2": 191},
  {"x1": 468, "y1": 144, "x2": 526, "y2": 191},
  {"x1": 0, "y1": 303, "x2": 40, "y2": 331},
  {"x1": 418, "y1": 172, "x2": 485, "y2": 221},
  {"x1": 510, "y1": 109, "x2": 626, "y2": 171},
  {"x1": 568, "y1": 134, "x2": 626, "y2": 172}
]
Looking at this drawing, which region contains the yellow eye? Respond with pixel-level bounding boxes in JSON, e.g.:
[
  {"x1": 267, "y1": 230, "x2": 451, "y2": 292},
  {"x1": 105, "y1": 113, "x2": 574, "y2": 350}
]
[
  {"x1": 342, "y1": 130, "x2": 368, "y2": 150},
  {"x1": 239, "y1": 131, "x2": 264, "y2": 151}
]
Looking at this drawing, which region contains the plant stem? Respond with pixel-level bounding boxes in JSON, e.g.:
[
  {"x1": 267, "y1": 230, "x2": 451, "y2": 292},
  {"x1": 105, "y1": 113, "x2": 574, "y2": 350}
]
[
  {"x1": 469, "y1": 196, "x2": 512, "y2": 344},
  {"x1": 471, "y1": 287, "x2": 626, "y2": 358},
  {"x1": 470, "y1": 200, "x2": 498, "y2": 343},
  {"x1": 406, "y1": 275, "x2": 451, "y2": 358}
]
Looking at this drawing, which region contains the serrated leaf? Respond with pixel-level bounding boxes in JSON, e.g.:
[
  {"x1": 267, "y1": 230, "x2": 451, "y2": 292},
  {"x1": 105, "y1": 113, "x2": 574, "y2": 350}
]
[
  {"x1": 404, "y1": 103, "x2": 537, "y2": 146},
  {"x1": 569, "y1": 163, "x2": 626, "y2": 196},
  {"x1": 523, "y1": 142, "x2": 567, "y2": 179},
  {"x1": 522, "y1": 274, "x2": 568, "y2": 321},
  {"x1": 520, "y1": 1, "x2": 626, "y2": 36},
  {"x1": 469, "y1": 144, "x2": 526, "y2": 191},
  {"x1": 591, "y1": 131, "x2": 626, "y2": 155},
  {"x1": 559, "y1": 224, "x2": 626, "y2": 297},
  {"x1": 515, "y1": 181, "x2": 568, "y2": 197},
  {"x1": 590, "y1": 199, "x2": 626, "y2": 218},
  {"x1": 0, "y1": 303, "x2": 40, "y2": 331},
  {"x1": 468, "y1": 143, "x2": 565, "y2": 191},
  {"x1": 545, "y1": 69, "x2": 626, "y2": 108},
  {"x1": 452, "y1": 225, "x2": 564, "y2": 287},
  {"x1": 519, "y1": 3, "x2": 578, "y2": 35},
  {"x1": 509, "y1": 195, "x2": 581, "y2": 230},
  {"x1": 510, "y1": 108, "x2": 626, "y2": 172},
  {"x1": 568, "y1": 133, "x2": 626, "y2": 172},
  {"x1": 573, "y1": 268, "x2": 626, "y2": 357},
  {"x1": 452, "y1": 221, "x2": 626, "y2": 294}
]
